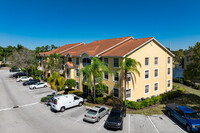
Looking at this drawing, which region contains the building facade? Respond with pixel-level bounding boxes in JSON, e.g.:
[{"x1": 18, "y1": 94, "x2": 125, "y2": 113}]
[{"x1": 39, "y1": 36, "x2": 174, "y2": 101}]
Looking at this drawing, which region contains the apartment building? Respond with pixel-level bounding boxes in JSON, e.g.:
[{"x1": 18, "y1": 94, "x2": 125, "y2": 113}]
[{"x1": 39, "y1": 36, "x2": 174, "y2": 101}]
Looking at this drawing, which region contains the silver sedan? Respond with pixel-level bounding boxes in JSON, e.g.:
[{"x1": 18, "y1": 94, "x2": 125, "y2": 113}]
[{"x1": 84, "y1": 106, "x2": 109, "y2": 123}]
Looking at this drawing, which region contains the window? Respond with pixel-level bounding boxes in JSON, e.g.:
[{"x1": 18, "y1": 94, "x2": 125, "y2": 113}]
[
  {"x1": 68, "y1": 57, "x2": 72, "y2": 62},
  {"x1": 106, "y1": 86, "x2": 109, "y2": 94},
  {"x1": 168, "y1": 68, "x2": 171, "y2": 75},
  {"x1": 167, "y1": 80, "x2": 171, "y2": 88},
  {"x1": 154, "y1": 83, "x2": 158, "y2": 91},
  {"x1": 113, "y1": 72, "x2": 119, "y2": 82},
  {"x1": 154, "y1": 69, "x2": 158, "y2": 77},
  {"x1": 76, "y1": 58, "x2": 79, "y2": 66},
  {"x1": 126, "y1": 89, "x2": 131, "y2": 98},
  {"x1": 168, "y1": 57, "x2": 170, "y2": 64},
  {"x1": 104, "y1": 58, "x2": 108, "y2": 66},
  {"x1": 186, "y1": 56, "x2": 189, "y2": 62},
  {"x1": 145, "y1": 70, "x2": 149, "y2": 79},
  {"x1": 113, "y1": 58, "x2": 119, "y2": 67},
  {"x1": 82, "y1": 58, "x2": 91, "y2": 67},
  {"x1": 75, "y1": 69, "x2": 79, "y2": 77},
  {"x1": 145, "y1": 57, "x2": 149, "y2": 66},
  {"x1": 127, "y1": 73, "x2": 131, "y2": 82},
  {"x1": 76, "y1": 82, "x2": 79, "y2": 90},
  {"x1": 104, "y1": 72, "x2": 109, "y2": 80},
  {"x1": 155, "y1": 57, "x2": 158, "y2": 65},
  {"x1": 145, "y1": 85, "x2": 149, "y2": 94},
  {"x1": 113, "y1": 87, "x2": 119, "y2": 98}
]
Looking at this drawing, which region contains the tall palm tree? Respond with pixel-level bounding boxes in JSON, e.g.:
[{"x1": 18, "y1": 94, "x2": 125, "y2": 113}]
[
  {"x1": 116, "y1": 57, "x2": 141, "y2": 108},
  {"x1": 79, "y1": 57, "x2": 110, "y2": 103}
]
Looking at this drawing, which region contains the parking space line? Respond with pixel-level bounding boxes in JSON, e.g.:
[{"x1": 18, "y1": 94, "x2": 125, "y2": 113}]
[
  {"x1": 0, "y1": 107, "x2": 12, "y2": 112},
  {"x1": 148, "y1": 116, "x2": 160, "y2": 133},
  {"x1": 98, "y1": 120, "x2": 105, "y2": 130},
  {"x1": 20, "y1": 102, "x2": 39, "y2": 107},
  {"x1": 0, "y1": 102, "x2": 39, "y2": 112}
]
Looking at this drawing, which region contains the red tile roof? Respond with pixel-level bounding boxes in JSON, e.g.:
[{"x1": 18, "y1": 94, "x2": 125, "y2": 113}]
[
  {"x1": 62, "y1": 36, "x2": 132, "y2": 56},
  {"x1": 39, "y1": 43, "x2": 84, "y2": 56},
  {"x1": 100, "y1": 37, "x2": 154, "y2": 57}
]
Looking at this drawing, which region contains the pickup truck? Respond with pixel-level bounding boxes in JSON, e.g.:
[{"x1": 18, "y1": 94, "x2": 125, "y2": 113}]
[{"x1": 166, "y1": 103, "x2": 200, "y2": 133}]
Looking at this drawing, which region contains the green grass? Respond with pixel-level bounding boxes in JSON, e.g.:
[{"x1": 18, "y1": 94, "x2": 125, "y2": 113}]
[{"x1": 128, "y1": 83, "x2": 200, "y2": 115}]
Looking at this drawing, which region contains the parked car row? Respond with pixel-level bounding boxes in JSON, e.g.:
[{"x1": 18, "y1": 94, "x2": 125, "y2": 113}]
[{"x1": 12, "y1": 73, "x2": 48, "y2": 90}]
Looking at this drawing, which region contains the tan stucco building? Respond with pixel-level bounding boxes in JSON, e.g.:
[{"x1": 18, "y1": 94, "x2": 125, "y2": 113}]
[{"x1": 39, "y1": 36, "x2": 174, "y2": 101}]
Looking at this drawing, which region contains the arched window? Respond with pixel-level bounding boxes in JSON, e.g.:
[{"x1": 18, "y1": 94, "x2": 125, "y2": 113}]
[{"x1": 82, "y1": 58, "x2": 91, "y2": 67}]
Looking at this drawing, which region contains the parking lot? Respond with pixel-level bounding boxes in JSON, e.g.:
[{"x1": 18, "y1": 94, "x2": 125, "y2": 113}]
[{"x1": 0, "y1": 69, "x2": 188, "y2": 133}]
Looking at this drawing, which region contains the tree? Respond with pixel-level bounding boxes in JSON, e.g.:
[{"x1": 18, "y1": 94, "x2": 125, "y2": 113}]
[
  {"x1": 47, "y1": 72, "x2": 66, "y2": 94},
  {"x1": 65, "y1": 79, "x2": 77, "y2": 89},
  {"x1": 48, "y1": 53, "x2": 63, "y2": 73},
  {"x1": 115, "y1": 57, "x2": 141, "y2": 109},
  {"x1": 184, "y1": 42, "x2": 200, "y2": 80},
  {"x1": 8, "y1": 48, "x2": 35, "y2": 73},
  {"x1": 79, "y1": 57, "x2": 110, "y2": 103}
]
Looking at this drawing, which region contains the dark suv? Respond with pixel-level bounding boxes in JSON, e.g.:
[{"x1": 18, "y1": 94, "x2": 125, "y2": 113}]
[
  {"x1": 13, "y1": 72, "x2": 28, "y2": 78},
  {"x1": 23, "y1": 79, "x2": 40, "y2": 86},
  {"x1": 105, "y1": 104, "x2": 126, "y2": 130}
]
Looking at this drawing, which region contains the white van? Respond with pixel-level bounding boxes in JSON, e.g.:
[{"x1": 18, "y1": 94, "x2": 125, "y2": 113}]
[{"x1": 51, "y1": 94, "x2": 84, "y2": 112}]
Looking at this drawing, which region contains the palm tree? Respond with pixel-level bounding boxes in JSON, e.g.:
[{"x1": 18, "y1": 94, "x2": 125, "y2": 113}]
[
  {"x1": 48, "y1": 53, "x2": 63, "y2": 73},
  {"x1": 116, "y1": 57, "x2": 141, "y2": 108},
  {"x1": 79, "y1": 57, "x2": 110, "y2": 103},
  {"x1": 47, "y1": 72, "x2": 65, "y2": 95}
]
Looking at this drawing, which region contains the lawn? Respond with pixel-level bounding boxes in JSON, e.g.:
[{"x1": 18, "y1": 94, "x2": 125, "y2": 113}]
[{"x1": 128, "y1": 82, "x2": 200, "y2": 115}]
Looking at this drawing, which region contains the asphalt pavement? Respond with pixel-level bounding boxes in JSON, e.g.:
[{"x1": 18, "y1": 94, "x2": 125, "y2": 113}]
[{"x1": 0, "y1": 69, "x2": 187, "y2": 133}]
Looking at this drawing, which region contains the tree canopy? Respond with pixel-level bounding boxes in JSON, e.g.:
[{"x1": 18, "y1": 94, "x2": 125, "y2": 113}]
[{"x1": 184, "y1": 42, "x2": 200, "y2": 80}]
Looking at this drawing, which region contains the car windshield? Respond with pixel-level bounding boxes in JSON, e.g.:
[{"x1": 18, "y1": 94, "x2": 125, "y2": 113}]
[
  {"x1": 109, "y1": 110, "x2": 122, "y2": 117},
  {"x1": 34, "y1": 83, "x2": 39, "y2": 85},
  {"x1": 87, "y1": 110, "x2": 97, "y2": 115},
  {"x1": 185, "y1": 112, "x2": 200, "y2": 119}
]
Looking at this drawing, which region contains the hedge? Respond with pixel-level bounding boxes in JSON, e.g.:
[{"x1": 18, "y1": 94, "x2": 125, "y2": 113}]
[
  {"x1": 126, "y1": 86, "x2": 186, "y2": 110},
  {"x1": 68, "y1": 90, "x2": 83, "y2": 97}
]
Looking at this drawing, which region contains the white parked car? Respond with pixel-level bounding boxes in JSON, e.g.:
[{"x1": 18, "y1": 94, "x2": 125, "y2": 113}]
[
  {"x1": 29, "y1": 82, "x2": 48, "y2": 89},
  {"x1": 51, "y1": 94, "x2": 84, "y2": 112},
  {"x1": 16, "y1": 76, "x2": 33, "y2": 82}
]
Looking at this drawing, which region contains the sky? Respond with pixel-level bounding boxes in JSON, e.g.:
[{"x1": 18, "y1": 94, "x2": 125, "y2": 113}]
[{"x1": 0, "y1": 0, "x2": 200, "y2": 50}]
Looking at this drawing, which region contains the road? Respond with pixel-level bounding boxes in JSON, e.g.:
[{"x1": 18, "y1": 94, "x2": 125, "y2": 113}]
[{"x1": 0, "y1": 69, "x2": 187, "y2": 133}]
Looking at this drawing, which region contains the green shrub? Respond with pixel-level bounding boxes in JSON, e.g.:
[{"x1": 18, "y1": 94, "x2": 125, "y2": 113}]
[
  {"x1": 41, "y1": 97, "x2": 47, "y2": 102},
  {"x1": 96, "y1": 97, "x2": 105, "y2": 104},
  {"x1": 105, "y1": 98, "x2": 114, "y2": 106},
  {"x1": 68, "y1": 90, "x2": 83, "y2": 97},
  {"x1": 126, "y1": 86, "x2": 186, "y2": 110},
  {"x1": 65, "y1": 79, "x2": 76, "y2": 89},
  {"x1": 87, "y1": 96, "x2": 93, "y2": 103}
]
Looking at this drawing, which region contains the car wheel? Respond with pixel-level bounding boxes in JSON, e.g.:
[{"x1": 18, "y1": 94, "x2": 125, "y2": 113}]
[
  {"x1": 79, "y1": 102, "x2": 83, "y2": 106},
  {"x1": 167, "y1": 110, "x2": 171, "y2": 117},
  {"x1": 60, "y1": 107, "x2": 65, "y2": 112},
  {"x1": 33, "y1": 87, "x2": 36, "y2": 89},
  {"x1": 120, "y1": 124, "x2": 123, "y2": 130},
  {"x1": 97, "y1": 117, "x2": 100, "y2": 122},
  {"x1": 20, "y1": 80, "x2": 22, "y2": 82},
  {"x1": 44, "y1": 85, "x2": 47, "y2": 88},
  {"x1": 186, "y1": 125, "x2": 192, "y2": 133}
]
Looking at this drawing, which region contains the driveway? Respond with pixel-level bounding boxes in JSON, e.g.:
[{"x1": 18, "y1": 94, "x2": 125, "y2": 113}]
[{"x1": 0, "y1": 70, "x2": 187, "y2": 133}]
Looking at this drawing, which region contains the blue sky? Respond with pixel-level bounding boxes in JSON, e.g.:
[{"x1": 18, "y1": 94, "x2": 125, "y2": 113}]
[{"x1": 0, "y1": 0, "x2": 199, "y2": 50}]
